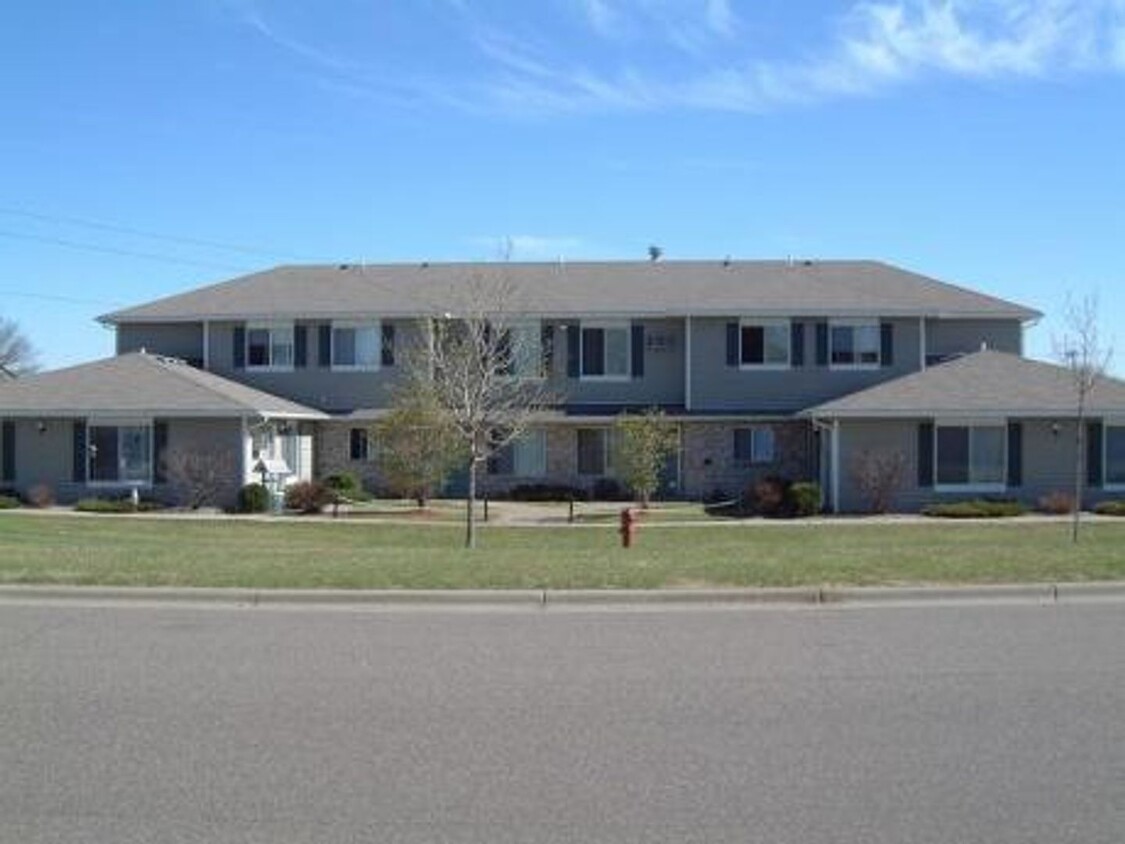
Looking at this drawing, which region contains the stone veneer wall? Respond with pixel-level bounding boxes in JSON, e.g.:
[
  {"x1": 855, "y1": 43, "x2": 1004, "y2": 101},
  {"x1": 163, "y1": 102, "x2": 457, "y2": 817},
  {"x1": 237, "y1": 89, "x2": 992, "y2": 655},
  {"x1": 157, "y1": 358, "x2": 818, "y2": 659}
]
[
  {"x1": 681, "y1": 420, "x2": 815, "y2": 500},
  {"x1": 315, "y1": 422, "x2": 382, "y2": 490}
]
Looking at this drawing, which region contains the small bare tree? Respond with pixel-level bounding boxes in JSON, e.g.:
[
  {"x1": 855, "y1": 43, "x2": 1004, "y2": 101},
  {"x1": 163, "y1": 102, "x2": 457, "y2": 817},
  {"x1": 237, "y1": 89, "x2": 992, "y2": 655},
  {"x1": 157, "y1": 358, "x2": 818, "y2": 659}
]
[
  {"x1": 1054, "y1": 294, "x2": 1113, "y2": 544},
  {"x1": 162, "y1": 448, "x2": 237, "y2": 510},
  {"x1": 849, "y1": 449, "x2": 906, "y2": 514},
  {"x1": 0, "y1": 317, "x2": 38, "y2": 378},
  {"x1": 374, "y1": 389, "x2": 465, "y2": 508},
  {"x1": 400, "y1": 274, "x2": 556, "y2": 548},
  {"x1": 615, "y1": 409, "x2": 679, "y2": 508}
]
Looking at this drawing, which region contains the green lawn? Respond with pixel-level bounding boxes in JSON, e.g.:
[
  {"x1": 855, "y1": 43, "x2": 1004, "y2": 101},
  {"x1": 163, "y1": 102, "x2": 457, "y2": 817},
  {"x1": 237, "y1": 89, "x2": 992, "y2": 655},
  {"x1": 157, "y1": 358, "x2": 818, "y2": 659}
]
[{"x1": 1, "y1": 513, "x2": 1123, "y2": 589}]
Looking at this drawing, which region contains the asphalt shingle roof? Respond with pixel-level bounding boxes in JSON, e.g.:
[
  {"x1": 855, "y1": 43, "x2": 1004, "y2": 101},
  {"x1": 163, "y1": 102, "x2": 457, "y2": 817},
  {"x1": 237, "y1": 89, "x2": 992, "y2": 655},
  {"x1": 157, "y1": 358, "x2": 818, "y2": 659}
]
[
  {"x1": 806, "y1": 350, "x2": 1125, "y2": 418},
  {"x1": 100, "y1": 260, "x2": 1040, "y2": 323},
  {"x1": 0, "y1": 352, "x2": 326, "y2": 419}
]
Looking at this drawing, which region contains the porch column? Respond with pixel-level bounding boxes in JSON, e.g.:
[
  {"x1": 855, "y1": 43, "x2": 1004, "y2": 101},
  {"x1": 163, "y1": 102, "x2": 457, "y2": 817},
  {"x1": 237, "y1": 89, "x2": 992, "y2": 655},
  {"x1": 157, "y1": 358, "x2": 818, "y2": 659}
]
[
  {"x1": 684, "y1": 316, "x2": 693, "y2": 411},
  {"x1": 831, "y1": 419, "x2": 841, "y2": 514}
]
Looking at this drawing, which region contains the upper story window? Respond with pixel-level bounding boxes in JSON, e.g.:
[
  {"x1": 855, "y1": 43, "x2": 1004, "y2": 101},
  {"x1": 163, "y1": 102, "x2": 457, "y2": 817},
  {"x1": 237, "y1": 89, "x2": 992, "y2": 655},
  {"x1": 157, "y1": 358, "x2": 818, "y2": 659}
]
[
  {"x1": 935, "y1": 422, "x2": 1006, "y2": 490},
  {"x1": 740, "y1": 319, "x2": 790, "y2": 368},
  {"x1": 501, "y1": 320, "x2": 543, "y2": 379},
  {"x1": 830, "y1": 319, "x2": 880, "y2": 368},
  {"x1": 581, "y1": 322, "x2": 630, "y2": 379},
  {"x1": 332, "y1": 321, "x2": 381, "y2": 371},
  {"x1": 247, "y1": 322, "x2": 294, "y2": 371}
]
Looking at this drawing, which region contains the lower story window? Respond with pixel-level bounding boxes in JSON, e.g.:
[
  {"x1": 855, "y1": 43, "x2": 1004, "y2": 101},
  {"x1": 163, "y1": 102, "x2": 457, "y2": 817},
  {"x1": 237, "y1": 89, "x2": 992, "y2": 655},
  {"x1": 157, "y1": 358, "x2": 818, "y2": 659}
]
[
  {"x1": 89, "y1": 424, "x2": 153, "y2": 484},
  {"x1": 577, "y1": 428, "x2": 618, "y2": 476},
  {"x1": 936, "y1": 424, "x2": 1005, "y2": 487},
  {"x1": 350, "y1": 428, "x2": 370, "y2": 461},
  {"x1": 733, "y1": 427, "x2": 775, "y2": 464},
  {"x1": 489, "y1": 429, "x2": 547, "y2": 477},
  {"x1": 1107, "y1": 426, "x2": 1125, "y2": 485}
]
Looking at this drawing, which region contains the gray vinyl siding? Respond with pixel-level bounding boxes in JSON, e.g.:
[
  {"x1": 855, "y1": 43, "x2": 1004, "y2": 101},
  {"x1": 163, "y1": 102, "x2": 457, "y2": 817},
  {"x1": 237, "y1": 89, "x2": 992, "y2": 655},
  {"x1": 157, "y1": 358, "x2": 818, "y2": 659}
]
[
  {"x1": 117, "y1": 322, "x2": 204, "y2": 362},
  {"x1": 926, "y1": 319, "x2": 1022, "y2": 359},
  {"x1": 544, "y1": 318, "x2": 685, "y2": 407},
  {"x1": 835, "y1": 416, "x2": 1117, "y2": 513},
  {"x1": 3, "y1": 417, "x2": 243, "y2": 507},
  {"x1": 690, "y1": 317, "x2": 922, "y2": 413},
  {"x1": 207, "y1": 319, "x2": 425, "y2": 412}
]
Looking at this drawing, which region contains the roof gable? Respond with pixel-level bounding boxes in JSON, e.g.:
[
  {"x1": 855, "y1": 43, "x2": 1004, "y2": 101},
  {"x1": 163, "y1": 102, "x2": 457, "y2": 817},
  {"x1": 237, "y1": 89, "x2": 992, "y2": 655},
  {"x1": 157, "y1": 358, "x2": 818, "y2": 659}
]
[
  {"x1": 0, "y1": 353, "x2": 326, "y2": 419},
  {"x1": 100, "y1": 260, "x2": 1041, "y2": 323},
  {"x1": 806, "y1": 350, "x2": 1125, "y2": 418}
]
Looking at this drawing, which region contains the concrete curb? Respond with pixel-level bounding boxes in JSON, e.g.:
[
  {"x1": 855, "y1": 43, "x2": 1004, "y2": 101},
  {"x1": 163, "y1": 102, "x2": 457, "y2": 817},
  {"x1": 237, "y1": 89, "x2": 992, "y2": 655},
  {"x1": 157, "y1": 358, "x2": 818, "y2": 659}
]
[{"x1": 2, "y1": 582, "x2": 1125, "y2": 608}]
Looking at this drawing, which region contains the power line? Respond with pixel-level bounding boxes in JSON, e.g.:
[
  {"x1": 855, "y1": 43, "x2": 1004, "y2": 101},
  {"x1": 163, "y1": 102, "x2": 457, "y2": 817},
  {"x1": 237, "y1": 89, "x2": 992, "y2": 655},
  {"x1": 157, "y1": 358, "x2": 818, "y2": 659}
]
[
  {"x1": 0, "y1": 206, "x2": 330, "y2": 263},
  {"x1": 0, "y1": 229, "x2": 254, "y2": 272},
  {"x1": 0, "y1": 289, "x2": 126, "y2": 308}
]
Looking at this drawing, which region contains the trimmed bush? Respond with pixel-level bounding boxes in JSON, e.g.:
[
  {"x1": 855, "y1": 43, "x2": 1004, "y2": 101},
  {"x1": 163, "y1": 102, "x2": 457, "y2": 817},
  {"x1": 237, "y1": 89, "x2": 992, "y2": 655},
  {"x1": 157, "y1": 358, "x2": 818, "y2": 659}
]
[
  {"x1": 592, "y1": 478, "x2": 630, "y2": 502},
  {"x1": 0, "y1": 495, "x2": 20, "y2": 509},
  {"x1": 1094, "y1": 500, "x2": 1125, "y2": 517},
  {"x1": 749, "y1": 475, "x2": 790, "y2": 517},
  {"x1": 237, "y1": 483, "x2": 271, "y2": 513},
  {"x1": 510, "y1": 483, "x2": 590, "y2": 503},
  {"x1": 75, "y1": 496, "x2": 164, "y2": 514},
  {"x1": 1037, "y1": 490, "x2": 1075, "y2": 515},
  {"x1": 27, "y1": 483, "x2": 55, "y2": 509},
  {"x1": 787, "y1": 482, "x2": 822, "y2": 518},
  {"x1": 284, "y1": 480, "x2": 333, "y2": 514},
  {"x1": 922, "y1": 499, "x2": 1026, "y2": 519},
  {"x1": 323, "y1": 472, "x2": 360, "y2": 494}
]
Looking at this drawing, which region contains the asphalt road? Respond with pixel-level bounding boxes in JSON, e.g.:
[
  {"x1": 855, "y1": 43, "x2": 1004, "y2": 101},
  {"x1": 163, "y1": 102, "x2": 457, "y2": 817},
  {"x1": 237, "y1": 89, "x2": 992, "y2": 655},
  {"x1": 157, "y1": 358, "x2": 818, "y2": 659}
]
[{"x1": 2, "y1": 600, "x2": 1123, "y2": 844}]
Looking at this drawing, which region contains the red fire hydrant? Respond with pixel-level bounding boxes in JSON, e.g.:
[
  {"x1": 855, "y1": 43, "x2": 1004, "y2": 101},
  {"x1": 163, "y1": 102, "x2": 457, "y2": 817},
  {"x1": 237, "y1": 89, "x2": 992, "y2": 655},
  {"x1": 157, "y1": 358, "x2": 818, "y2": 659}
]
[{"x1": 619, "y1": 507, "x2": 637, "y2": 548}]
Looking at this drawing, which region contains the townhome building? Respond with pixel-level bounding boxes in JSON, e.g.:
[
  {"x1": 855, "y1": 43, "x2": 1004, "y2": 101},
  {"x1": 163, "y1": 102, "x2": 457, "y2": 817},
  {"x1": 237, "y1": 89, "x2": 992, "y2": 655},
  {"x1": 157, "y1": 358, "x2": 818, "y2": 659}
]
[{"x1": 2, "y1": 259, "x2": 1124, "y2": 511}]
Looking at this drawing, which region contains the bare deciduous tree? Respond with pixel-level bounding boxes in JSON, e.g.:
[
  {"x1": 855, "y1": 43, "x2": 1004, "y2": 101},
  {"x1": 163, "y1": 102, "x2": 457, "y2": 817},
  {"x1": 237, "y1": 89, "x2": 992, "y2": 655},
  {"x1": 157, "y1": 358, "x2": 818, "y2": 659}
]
[
  {"x1": 399, "y1": 273, "x2": 556, "y2": 548},
  {"x1": 0, "y1": 317, "x2": 38, "y2": 378},
  {"x1": 162, "y1": 448, "x2": 237, "y2": 510},
  {"x1": 849, "y1": 449, "x2": 907, "y2": 514},
  {"x1": 1054, "y1": 294, "x2": 1113, "y2": 544}
]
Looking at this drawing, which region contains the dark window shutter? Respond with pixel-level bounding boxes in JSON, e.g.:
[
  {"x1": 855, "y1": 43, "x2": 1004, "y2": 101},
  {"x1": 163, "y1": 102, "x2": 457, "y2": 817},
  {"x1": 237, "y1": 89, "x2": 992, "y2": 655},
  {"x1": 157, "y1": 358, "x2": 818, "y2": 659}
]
[
  {"x1": 631, "y1": 323, "x2": 645, "y2": 378},
  {"x1": 293, "y1": 326, "x2": 308, "y2": 368},
  {"x1": 790, "y1": 323, "x2": 804, "y2": 367},
  {"x1": 880, "y1": 322, "x2": 894, "y2": 367},
  {"x1": 153, "y1": 421, "x2": 169, "y2": 484},
  {"x1": 540, "y1": 325, "x2": 555, "y2": 377},
  {"x1": 72, "y1": 421, "x2": 87, "y2": 483},
  {"x1": 581, "y1": 328, "x2": 604, "y2": 376},
  {"x1": 1007, "y1": 422, "x2": 1022, "y2": 487},
  {"x1": 381, "y1": 323, "x2": 395, "y2": 366},
  {"x1": 350, "y1": 428, "x2": 368, "y2": 461},
  {"x1": 1088, "y1": 421, "x2": 1103, "y2": 487},
  {"x1": 917, "y1": 422, "x2": 934, "y2": 488},
  {"x1": 1, "y1": 420, "x2": 14, "y2": 483},
  {"x1": 725, "y1": 322, "x2": 739, "y2": 367},
  {"x1": 233, "y1": 326, "x2": 245, "y2": 369},
  {"x1": 816, "y1": 322, "x2": 829, "y2": 366},
  {"x1": 319, "y1": 325, "x2": 332, "y2": 367},
  {"x1": 567, "y1": 325, "x2": 580, "y2": 378},
  {"x1": 733, "y1": 429, "x2": 751, "y2": 461}
]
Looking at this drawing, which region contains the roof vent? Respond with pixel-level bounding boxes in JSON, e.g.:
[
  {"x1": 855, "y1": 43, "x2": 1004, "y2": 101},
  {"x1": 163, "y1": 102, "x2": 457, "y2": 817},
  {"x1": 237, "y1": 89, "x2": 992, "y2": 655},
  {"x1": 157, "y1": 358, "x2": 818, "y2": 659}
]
[
  {"x1": 647, "y1": 245, "x2": 663, "y2": 262},
  {"x1": 338, "y1": 263, "x2": 350, "y2": 270},
  {"x1": 722, "y1": 255, "x2": 732, "y2": 267},
  {"x1": 421, "y1": 261, "x2": 429, "y2": 269},
  {"x1": 802, "y1": 259, "x2": 813, "y2": 267}
]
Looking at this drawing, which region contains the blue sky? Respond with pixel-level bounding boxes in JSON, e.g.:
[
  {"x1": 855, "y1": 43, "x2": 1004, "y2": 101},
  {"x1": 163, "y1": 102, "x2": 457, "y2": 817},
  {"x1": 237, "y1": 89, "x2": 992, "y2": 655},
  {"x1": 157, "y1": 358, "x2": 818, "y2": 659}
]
[{"x1": 2, "y1": 0, "x2": 1122, "y2": 372}]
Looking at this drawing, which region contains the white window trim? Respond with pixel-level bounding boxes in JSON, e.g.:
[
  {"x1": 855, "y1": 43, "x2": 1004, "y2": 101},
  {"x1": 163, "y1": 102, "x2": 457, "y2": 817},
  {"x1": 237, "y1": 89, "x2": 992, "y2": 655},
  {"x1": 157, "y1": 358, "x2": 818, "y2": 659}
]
[
  {"x1": 579, "y1": 321, "x2": 632, "y2": 382},
  {"x1": 330, "y1": 319, "x2": 382, "y2": 373},
  {"x1": 738, "y1": 318, "x2": 791, "y2": 371},
  {"x1": 1104, "y1": 421, "x2": 1125, "y2": 491},
  {"x1": 245, "y1": 321, "x2": 295, "y2": 373},
  {"x1": 829, "y1": 318, "x2": 881, "y2": 371},
  {"x1": 86, "y1": 419, "x2": 155, "y2": 488},
  {"x1": 933, "y1": 420, "x2": 1008, "y2": 493}
]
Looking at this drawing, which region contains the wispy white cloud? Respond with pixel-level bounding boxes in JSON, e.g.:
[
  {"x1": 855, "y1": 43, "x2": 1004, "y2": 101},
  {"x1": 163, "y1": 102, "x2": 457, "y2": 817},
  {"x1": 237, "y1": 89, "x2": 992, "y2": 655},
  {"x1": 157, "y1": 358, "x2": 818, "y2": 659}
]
[{"x1": 464, "y1": 235, "x2": 588, "y2": 260}]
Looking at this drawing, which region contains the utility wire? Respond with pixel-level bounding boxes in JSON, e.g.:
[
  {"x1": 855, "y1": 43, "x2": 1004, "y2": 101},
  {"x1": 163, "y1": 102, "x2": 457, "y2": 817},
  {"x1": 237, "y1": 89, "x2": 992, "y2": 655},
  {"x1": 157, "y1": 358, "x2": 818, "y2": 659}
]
[
  {"x1": 0, "y1": 289, "x2": 126, "y2": 308},
  {"x1": 0, "y1": 229, "x2": 253, "y2": 272},
  {"x1": 0, "y1": 206, "x2": 330, "y2": 263}
]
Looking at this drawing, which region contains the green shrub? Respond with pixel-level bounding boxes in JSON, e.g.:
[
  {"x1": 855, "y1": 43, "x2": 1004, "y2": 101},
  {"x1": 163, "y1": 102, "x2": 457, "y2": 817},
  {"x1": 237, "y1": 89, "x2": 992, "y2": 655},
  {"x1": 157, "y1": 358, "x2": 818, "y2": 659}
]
[
  {"x1": 922, "y1": 499, "x2": 1026, "y2": 519},
  {"x1": 787, "y1": 482, "x2": 822, "y2": 517},
  {"x1": 0, "y1": 494, "x2": 21, "y2": 509},
  {"x1": 74, "y1": 496, "x2": 164, "y2": 514},
  {"x1": 323, "y1": 472, "x2": 359, "y2": 494},
  {"x1": 237, "y1": 483, "x2": 271, "y2": 513},
  {"x1": 1094, "y1": 500, "x2": 1125, "y2": 517},
  {"x1": 592, "y1": 478, "x2": 630, "y2": 501},
  {"x1": 284, "y1": 480, "x2": 333, "y2": 514},
  {"x1": 509, "y1": 483, "x2": 589, "y2": 502}
]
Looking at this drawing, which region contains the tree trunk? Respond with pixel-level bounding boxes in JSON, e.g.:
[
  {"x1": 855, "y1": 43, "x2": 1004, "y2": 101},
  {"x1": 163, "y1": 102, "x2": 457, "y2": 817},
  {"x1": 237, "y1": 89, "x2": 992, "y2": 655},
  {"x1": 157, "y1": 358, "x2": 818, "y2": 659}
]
[
  {"x1": 1073, "y1": 405, "x2": 1085, "y2": 545},
  {"x1": 465, "y1": 456, "x2": 477, "y2": 549}
]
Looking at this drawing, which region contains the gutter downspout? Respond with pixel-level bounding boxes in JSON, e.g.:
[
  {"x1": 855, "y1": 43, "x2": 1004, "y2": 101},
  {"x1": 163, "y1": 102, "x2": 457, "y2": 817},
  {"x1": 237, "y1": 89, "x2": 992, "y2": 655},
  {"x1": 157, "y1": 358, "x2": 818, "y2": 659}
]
[
  {"x1": 919, "y1": 316, "x2": 926, "y2": 371},
  {"x1": 810, "y1": 417, "x2": 836, "y2": 513},
  {"x1": 202, "y1": 320, "x2": 210, "y2": 370},
  {"x1": 684, "y1": 316, "x2": 692, "y2": 412}
]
